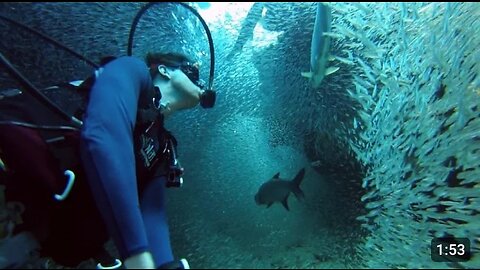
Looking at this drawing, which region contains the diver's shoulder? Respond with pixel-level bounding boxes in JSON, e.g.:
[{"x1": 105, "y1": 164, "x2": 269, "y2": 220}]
[
  {"x1": 113, "y1": 56, "x2": 148, "y2": 69},
  {"x1": 106, "y1": 56, "x2": 150, "y2": 83}
]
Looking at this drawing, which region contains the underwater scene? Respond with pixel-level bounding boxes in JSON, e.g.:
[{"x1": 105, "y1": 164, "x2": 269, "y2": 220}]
[{"x1": 0, "y1": 2, "x2": 479, "y2": 269}]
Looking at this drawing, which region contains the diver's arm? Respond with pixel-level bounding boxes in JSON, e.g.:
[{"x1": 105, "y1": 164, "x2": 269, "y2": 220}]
[{"x1": 79, "y1": 56, "x2": 154, "y2": 268}]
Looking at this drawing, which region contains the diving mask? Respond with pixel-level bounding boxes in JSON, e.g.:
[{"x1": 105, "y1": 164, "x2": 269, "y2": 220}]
[{"x1": 175, "y1": 62, "x2": 216, "y2": 109}]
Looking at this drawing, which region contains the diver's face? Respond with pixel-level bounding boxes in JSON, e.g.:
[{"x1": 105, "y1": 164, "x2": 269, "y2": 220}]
[
  {"x1": 155, "y1": 63, "x2": 204, "y2": 110},
  {"x1": 168, "y1": 68, "x2": 203, "y2": 108},
  {"x1": 172, "y1": 68, "x2": 202, "y2": 94}
]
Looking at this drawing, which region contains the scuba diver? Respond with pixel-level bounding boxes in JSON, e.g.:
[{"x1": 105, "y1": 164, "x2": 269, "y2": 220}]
[
  {"x1": 0, "y1": 3, "x2": 216, "y2": 269},
  {"x1": 80, "y1": 52, "x2": 213, "y2": 269}
]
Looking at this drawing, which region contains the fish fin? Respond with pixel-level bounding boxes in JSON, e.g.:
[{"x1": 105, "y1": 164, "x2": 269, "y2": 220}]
[
  {"x1": 281, "y1": 197, "x2": 290, "y2": 211},
  {"x1": 292, "y1": 186, "x2": 305, "y2": 201},
  {"x1": 301, "y1": 71, "x2": 312, "y2": 78},
  {"x1": 291, "y1": 168, "x2": 306, "y2": 201},
  {"x1": 273, "y1": 172, "x2": 280, "y2": 179},
  {"x1": 292, "y1": 168, "x2": 305, "y2": 186},
  {"x1": 267, "y1": 202, "x2": 273, "y2": 208},
  {"x1": 328, "y1": 55, "x2": 336, "y2": 61},
  {"x1": 325, "y1": 66, "x2": 340, "y2": 76}
]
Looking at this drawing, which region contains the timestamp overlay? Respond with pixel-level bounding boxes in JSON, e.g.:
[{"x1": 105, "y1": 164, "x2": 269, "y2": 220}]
[{"x1": 431, "y1": 237, "x2": 472, "y2": 263}]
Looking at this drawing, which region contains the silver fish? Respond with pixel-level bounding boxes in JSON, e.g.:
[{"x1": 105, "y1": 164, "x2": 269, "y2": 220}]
[
  {"x1": 254, "y1": 168, "x2": 306, "y2": 211},
  {"x1": 301, "y1": 3, "x2": 339, "y2": 88}
]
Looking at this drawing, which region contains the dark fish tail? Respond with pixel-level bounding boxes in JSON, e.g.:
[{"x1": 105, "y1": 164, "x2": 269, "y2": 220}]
[
  {"x1": 291, "y1": 168, "x2": 305, "y2": 200},
  {"x1": 281, "y1": 197, "x2": 290, "y2": 211}
]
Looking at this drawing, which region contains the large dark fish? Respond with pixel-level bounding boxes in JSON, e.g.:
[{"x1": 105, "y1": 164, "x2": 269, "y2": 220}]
[{"x1": 254, "y1": 168, "x2": 306, "y2": 211}]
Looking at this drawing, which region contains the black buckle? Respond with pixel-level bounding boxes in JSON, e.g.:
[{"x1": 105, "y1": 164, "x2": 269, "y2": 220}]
[
  {"x1": 165, "y1": 139, "x2": 184, "y2": 188},
  {"x1": 166, "y1": 165, "x2": 183, "y2": 188}
]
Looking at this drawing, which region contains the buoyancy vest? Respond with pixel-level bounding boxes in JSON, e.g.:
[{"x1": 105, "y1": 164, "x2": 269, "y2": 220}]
[{"x1": 0, "y1": 58, "x2": 178, "y2": 266}]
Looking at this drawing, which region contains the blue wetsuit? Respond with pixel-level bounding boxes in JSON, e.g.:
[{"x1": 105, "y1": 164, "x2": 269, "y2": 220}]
[{"x1": 79, "y1": 56, "x2": 173, "y2": 267}]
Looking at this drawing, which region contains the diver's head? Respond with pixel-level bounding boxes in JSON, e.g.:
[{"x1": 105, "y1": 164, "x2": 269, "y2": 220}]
[{"x1": 146, "y1": 52, "x2": 215, "y2": 111}]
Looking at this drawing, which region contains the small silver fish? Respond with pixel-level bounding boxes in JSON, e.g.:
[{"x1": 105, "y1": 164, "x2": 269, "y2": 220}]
[{"x1": 254, "y1": 168, "x2": 306, "y2": 211}]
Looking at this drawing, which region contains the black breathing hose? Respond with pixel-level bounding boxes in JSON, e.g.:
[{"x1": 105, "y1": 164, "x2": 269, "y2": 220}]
[{"x1": 127, "y1": 2, "x2": 215, "y2": 90}]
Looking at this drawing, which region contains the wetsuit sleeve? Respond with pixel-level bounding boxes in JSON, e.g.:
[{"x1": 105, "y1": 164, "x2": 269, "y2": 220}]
[{"x1": 79, "y1": 56, "x2": 152, "y2": 259}]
